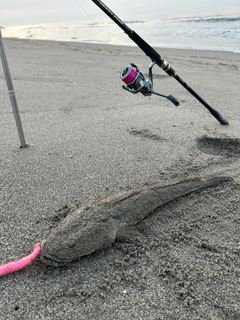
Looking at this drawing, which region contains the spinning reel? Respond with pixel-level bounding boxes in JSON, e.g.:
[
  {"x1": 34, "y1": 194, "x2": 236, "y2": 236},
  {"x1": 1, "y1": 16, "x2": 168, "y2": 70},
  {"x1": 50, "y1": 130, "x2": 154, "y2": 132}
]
[{"x1": 120, "y1": 62, "x2": 180, "y2": 106}]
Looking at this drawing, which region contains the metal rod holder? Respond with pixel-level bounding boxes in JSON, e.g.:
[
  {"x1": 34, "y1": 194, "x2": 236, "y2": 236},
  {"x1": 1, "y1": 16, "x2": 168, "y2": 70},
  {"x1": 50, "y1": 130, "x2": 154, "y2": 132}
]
[{"x1": 0, "y1": 28, "x2": 27, "y2": 148}]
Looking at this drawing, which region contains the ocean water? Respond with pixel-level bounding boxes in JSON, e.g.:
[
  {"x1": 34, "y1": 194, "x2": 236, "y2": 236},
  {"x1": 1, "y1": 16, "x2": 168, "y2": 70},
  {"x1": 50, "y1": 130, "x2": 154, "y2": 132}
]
[{"x1": 3, "y1": 14, "x2": 240, "y2": 53}]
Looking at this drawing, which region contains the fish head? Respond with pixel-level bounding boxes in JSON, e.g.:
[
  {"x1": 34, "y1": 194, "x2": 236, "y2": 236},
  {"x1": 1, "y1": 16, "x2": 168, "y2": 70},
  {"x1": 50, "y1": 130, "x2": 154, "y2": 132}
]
[{"x1": 40, "y1": 214, "x2": 117, "y2": 266}]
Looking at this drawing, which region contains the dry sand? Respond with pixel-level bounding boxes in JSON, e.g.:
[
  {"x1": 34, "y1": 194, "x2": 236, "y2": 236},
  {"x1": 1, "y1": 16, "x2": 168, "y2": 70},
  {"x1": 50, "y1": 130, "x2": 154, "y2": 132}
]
[{"x1": 0, "y1": 38, "x2": 240, "y2": 320}]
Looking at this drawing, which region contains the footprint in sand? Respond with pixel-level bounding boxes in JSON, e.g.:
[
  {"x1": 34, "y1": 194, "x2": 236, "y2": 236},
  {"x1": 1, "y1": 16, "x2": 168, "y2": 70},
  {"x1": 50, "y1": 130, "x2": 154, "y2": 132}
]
[
  {"x1": 197, "y1": 135, "x2": 240, "y2": 158},
  {"x1": 128, "y1": 128, "x2": 166, "y2": 141}
]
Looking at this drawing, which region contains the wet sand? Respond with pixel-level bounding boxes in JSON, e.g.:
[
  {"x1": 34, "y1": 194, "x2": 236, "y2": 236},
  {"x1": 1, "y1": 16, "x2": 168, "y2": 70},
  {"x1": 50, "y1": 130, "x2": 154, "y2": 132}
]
[{"x1": 0, "y1": 38, "x2": 240, "y2": 320}]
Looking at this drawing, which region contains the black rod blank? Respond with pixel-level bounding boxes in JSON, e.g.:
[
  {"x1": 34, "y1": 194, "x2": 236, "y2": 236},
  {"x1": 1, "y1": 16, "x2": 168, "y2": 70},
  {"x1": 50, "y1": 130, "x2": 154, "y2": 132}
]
[{"x1": 92, "y1": 0, "x2": 229, "y2": 125}]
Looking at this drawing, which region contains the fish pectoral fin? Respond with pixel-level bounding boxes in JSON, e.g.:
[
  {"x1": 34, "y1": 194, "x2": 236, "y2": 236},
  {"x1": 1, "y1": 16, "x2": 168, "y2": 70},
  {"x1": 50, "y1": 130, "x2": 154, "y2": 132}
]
[{"x1": 116, "y1": 225, "x2": 144, "y2": 242}]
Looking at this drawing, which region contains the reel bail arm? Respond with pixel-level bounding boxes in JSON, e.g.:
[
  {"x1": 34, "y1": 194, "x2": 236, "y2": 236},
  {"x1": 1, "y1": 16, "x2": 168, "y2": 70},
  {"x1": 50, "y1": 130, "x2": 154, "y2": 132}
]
[{"x1": 120, "y1": 62, "x2": 180, "y2": 106}]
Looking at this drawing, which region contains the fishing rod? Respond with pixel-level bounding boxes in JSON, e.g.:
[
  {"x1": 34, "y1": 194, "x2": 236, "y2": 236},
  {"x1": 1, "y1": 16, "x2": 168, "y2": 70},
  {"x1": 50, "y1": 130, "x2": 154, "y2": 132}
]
[{"x1": 91, "y1": 0, "x2": 229, "y2": 125}]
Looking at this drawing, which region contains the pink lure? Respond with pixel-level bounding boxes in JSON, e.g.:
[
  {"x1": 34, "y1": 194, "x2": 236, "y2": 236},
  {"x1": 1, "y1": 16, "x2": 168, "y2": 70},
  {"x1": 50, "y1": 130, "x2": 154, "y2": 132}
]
[{"x1": 0, "y1": 243, "x2": 42, "y2": 277}]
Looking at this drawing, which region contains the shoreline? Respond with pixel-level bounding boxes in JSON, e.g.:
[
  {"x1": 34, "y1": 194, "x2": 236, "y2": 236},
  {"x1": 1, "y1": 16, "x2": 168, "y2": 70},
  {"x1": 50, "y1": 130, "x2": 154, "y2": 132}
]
[{"x1": 3, "y1": 36, "x2": 240, "y2": 54}]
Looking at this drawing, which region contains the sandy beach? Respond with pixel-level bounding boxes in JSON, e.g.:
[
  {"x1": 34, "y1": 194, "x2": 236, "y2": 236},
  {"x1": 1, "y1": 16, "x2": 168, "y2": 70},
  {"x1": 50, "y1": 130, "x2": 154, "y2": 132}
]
[{"x1": 0, "y1": 38, "x2": 240, "y2": 319}]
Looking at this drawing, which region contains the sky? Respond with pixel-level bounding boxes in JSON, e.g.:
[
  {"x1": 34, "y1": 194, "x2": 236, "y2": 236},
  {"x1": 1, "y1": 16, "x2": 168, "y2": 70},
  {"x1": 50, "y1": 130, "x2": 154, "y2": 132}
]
[{"x1": 1, "y1": 0, "x2": 240, "y2": 27}]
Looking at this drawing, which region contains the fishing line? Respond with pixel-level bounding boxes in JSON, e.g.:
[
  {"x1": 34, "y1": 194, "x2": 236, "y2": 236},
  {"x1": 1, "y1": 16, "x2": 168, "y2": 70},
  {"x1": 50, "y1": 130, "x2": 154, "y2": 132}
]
[
  {"x1": 73, "y1": 0, "x2": 97, "y2": 24},
  {"x1": 72, "y1": 0, "x2": 114, "y2": 42}
]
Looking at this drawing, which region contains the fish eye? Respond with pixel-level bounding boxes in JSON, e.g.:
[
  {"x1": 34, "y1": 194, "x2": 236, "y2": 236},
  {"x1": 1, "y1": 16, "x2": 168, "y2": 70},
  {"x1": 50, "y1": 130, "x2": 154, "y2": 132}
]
[{"x1": 68, "y1": 239, "x2": 77, "y2": 248}]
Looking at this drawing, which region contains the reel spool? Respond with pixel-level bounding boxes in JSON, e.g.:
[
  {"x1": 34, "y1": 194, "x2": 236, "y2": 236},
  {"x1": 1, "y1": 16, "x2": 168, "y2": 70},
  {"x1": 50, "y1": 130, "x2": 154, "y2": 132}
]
[{"x1": 120, "y1": 62, "x2": 179, "y2": 106}]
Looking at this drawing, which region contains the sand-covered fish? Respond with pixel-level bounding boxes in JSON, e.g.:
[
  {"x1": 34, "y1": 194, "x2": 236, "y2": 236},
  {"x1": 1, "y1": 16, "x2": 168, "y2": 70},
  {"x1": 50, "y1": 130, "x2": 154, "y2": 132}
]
[{"x1": 41, "y1": 176, "x2": 232, "y2": 266}]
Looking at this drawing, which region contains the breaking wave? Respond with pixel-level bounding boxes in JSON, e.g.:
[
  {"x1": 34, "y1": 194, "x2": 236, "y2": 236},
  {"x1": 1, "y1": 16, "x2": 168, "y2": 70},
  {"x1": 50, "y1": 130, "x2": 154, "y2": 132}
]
[{"x1": 3, "y1": 13, "x2": 240, "y2": 53}]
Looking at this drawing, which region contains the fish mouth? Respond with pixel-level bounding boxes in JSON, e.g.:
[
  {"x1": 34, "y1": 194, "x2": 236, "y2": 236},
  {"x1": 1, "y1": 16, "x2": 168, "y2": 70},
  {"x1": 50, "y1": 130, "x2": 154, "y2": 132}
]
[
  {"x1": 40, "y1": 253, "x2": 72, "y2": 267},
  {"x1": 40, "y1": 240, "x2": 72, "y2": 266}
]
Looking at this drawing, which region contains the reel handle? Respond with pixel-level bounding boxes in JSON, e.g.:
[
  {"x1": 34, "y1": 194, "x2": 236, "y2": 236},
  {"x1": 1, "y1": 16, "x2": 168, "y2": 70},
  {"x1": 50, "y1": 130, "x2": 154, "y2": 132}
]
[{"x1": 168, "y1": 95, "x2": 180, "y2": 106}]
